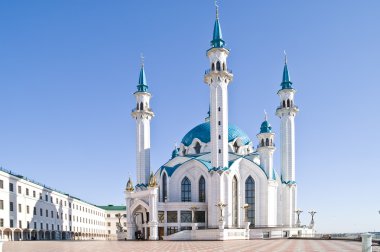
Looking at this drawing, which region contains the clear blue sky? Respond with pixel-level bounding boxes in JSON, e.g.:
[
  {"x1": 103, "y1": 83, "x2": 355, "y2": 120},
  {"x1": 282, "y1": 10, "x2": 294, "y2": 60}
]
[{"x1": 0, "y1": 0, "x2": 379, "y2": 233}]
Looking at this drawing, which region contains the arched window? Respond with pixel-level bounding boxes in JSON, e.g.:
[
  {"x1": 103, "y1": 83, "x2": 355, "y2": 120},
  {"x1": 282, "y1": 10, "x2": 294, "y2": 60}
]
[
  {"x1": 137, "y1": 103, "x2": 139, "y2": 110},
  {"x1": 287, "y1": 99, "x2": 290, "y2": 108},
  {"x1": 162, "y1": 173, "x2": 168, "y2": 202},
  {"x1": 212, "y1": 62, "x2": 215, "y2": 71},
  {"x1": 199, "y1": 176, "x2": 206, "y2": 202},
  {"x1": 194, "y1": 142, "x2": 201, "y2": 154},
  {"x1": 261, "y1": 139, "x2": 264, "y2": 147},
  {"x1": 140, "y1": 102, "x2": 144, "y2": 110},
  {"x1": 233, "y1": 141, "x2": 239, "y2": 153},
  {"x1": 283, "y1": 100, "x2": 286, "y2": 108},
  {"x1": 232, "y1": 176, "x2": 238, "y2": 227},
  {"x1": 222, "y1": 62, "x2": 226, "y2": 71},
  {"x1": 181, "y1": 177, "x2": 191, "y2": 202},
  {"x1": 270, "y1": 139, "x2": 273, "y2": 146},
  {"x1": 245, "y1": 176, "x2": 255, "y2": 227},
  {"x1": 265, "y1": 138, "x2": 269, "y2": 146},
  {"x1": 216, "y1": 61, "x2": 221, "y2": 71},
  {"x1": 291, "y1": 100, "x2": 293, "y2": 107}
]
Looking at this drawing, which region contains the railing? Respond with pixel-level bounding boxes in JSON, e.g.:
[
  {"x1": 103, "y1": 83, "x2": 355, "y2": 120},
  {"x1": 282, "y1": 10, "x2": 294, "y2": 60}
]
[
  {"x1": 131, "y1": 108, "x2": 153, "y2": 113},
  {"x1": 204, "y1": 68, "x2": 233, "y2": 75}
]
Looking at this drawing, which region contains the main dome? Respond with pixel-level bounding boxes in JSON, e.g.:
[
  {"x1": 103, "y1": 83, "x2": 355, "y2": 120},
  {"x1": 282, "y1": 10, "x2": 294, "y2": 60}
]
[{"x1": 181, "y1": 122, "x2": 251, "y2": 147}]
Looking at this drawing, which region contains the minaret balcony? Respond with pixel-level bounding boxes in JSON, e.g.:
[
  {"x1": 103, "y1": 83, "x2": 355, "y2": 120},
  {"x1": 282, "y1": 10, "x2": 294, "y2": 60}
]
[
  {"x1": 275, "y1": 105, "x2": 299, "y2": 115},
  {"x1": 204, "y1": 68, "x2": 233, "y2": 83},
  {"x1": 131, "y1": 108, "x2": 154, "y2": 118}
]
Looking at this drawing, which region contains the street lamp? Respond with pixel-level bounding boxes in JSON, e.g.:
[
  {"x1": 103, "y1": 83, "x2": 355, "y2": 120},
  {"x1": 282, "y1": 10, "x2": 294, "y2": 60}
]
[
  {"x1": 189, "y1": 206, "x2": 199, "y2": 223},
  {"x1": 308, "y1": 210, "x2": 317, "y2": 228},
  {"x1": 241, "y1": 204, "x2": 249, "y2": 223},
  {"x1": 295, "y1": 209, "x2": 303, "y2": 227},
  {"x1": 215, "y1": 202, "x2": 227, "y2": 222}
]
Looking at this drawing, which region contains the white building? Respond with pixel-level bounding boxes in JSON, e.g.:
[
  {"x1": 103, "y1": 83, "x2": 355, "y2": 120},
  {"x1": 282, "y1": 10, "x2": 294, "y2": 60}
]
[
  {"x1": 98, "y1": 205, "x2": 127, "y2": 240},
  {"x1": 125, "y1": 5, "x2": 312, "y2": 241},
  {"x1": 0, "y1": 167, "x2": 108, "y2": 241}
]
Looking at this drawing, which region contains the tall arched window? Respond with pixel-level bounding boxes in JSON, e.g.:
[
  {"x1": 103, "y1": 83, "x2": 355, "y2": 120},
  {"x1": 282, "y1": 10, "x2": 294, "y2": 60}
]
[
  {"x1": 245, "y1": 176, "x2": 255, "y2": 227},
  {"x1": 140, "y1": 102, "x2": 144, "y2": 110},
  {"x1": 199, "y1": 176, "x2": 206, "y2": 202},
  {"x1": 283, "y1": 100, "x2": 286, "y2": 108},
  {"x1": 265, "y1": 138, "x2": 269, "y2": 146},
  {"x1": 194, "y1": 142, "x2": 201, "y2": 154},
  {"x1": 232, "y1": 176, "x2": 238, "y2": 227},
  {"x1": 287, "y1": 99, "x2": 290, "y2": 108},
  {"x1": 261, "y1": 139, "x2": 264, "y2": 147},
  {"x1": 216, "y1": 61, "x2": 221, "y2": 71},
  {"x1": 137, "y1": 103, "x2": 139, "y2": 110},
  {"x1": 222, "y1": 62, "x2": 226, "y2": 71},
  {"x1": 212, "y1": 62, "x2": 215, "y2": 71},
  {"x1": 162, "y1": 173, "x2": 168, "y2": 202},
  {"x1": 181, "y1": 177, "x2": 191, "y2": 202}
]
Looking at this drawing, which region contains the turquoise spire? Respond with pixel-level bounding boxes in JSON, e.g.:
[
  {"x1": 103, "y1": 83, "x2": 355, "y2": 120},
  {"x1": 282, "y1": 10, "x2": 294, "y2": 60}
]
[
  {"x1": 210, "y1": 3, "x2": 225, "y2": 48},
  {"x1": 171, "y1": 145, "x2": 179, "y2": 159},
  {"x1": 260, "y1": 111, "x2": 272, "y2": 133},
  {"x1": 136, "y1": 56, "x2": 149, "y2": 92},
  {"x1": 280, "y1": 53, "x2": 293, "y2": 89}
]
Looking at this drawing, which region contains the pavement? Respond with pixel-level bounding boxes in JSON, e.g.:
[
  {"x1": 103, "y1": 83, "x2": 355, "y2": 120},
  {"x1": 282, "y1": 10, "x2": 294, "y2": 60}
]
[{"x1": 2, "y1": 239, "x2": 365, "y2": 252}]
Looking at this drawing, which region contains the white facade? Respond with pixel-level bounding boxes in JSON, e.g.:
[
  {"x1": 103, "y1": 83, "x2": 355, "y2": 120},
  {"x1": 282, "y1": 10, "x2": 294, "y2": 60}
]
[
  {"x1": 0, "y1": 168, "x2": 108, "y2": 241},
  {"x1": 100, "y1": 205, "x2": 127, "y2": 240},
  {"x1": 125, "y1": 7, "x2": 310, "y2": 241}
]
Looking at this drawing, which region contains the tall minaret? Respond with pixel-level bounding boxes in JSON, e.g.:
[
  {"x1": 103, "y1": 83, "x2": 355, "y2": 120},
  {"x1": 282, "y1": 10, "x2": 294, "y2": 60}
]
[
  {"x1": 204, "y1": 4, "x2": 233, "y2": 169},
  {"x1": 131, "y1": 58, "x2": 154, "y2": 186},
  {"x1": 256, "y1": 112, "x2": 276, "y2": 180},
  {"x1": 276, "y1": 54, "x2": 299, "y2": 227}
]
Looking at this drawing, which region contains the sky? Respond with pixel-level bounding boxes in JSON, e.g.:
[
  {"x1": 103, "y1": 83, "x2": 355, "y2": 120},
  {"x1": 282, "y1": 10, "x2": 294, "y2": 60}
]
[{"x1": 0, "y1": 0, "x2": 379, "y2": 233}]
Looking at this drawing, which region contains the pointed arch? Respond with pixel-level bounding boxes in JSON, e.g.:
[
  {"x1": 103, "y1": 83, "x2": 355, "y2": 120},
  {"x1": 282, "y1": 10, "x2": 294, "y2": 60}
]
[
  {"x1": 283, "y1": 100, "x2": 286, "y2": 108},
  {"x1": 287, "y1": 99, "x2": 290, "y2": 108},
  {"x1": 199, "y1": 176, "x2": 206, "y2": 202},
  {"x1": 194, "y1": 142, "x2": 201, "y2": 154},
  {"x1": 261, "y1": 139, "x2": 264, "y2": 147},
  {"x1": 232, "y1": 175, "x2": 238, "y2": 227},
  {"x1": 181, "y1": 177, "x2": 191, "y2": 202},
  {"x1": 140, "y1": 102, "x2": 144, "y2": 110},
  {"x1": 265, "y1": 138, "x2": 269, "y2": 146},
  {"x1": 222, "y1": 62, "x2": 226, "y2": 71},
  {"x1": 245, "y1": 176, "x2": 255, "y2": 227},
  {"x1": 216, "y1": 61, "x2": 221, "y2": 71},
  {"x1": 212, "y1": 62, "x2": 215, "y2": 71},
  {"x1": 162, "y1": 172, "x2": 168, "y2": 202}
]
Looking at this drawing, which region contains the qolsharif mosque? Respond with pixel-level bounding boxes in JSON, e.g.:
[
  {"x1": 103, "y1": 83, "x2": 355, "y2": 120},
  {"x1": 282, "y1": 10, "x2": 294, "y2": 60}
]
[{"x1": 125, "y1": 5, "x2": 314, "y2": 241}]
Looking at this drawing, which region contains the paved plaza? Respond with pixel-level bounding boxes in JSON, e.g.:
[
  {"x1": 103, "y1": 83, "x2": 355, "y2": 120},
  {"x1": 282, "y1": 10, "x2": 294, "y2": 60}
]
[{"x1": 2, "y1": 239, "x2": 368, "y2": 252}]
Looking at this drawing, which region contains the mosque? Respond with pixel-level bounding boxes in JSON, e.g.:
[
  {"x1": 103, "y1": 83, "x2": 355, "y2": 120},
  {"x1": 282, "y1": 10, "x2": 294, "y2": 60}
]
[{"x1": 125, "y1": 5, "x2": 313, "y2": 240}]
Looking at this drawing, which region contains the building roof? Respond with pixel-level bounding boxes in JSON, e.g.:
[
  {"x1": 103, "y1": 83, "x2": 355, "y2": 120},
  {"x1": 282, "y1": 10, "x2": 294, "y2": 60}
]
[
  {"x1": 280, "y1": 62, "x2": 293, "y2": 90},
  {"x1": 181, "y1": 122, "x2": 251, "y2": 147},
  {"x1": 260, "y1": 120, "x2": 272, "y2": 133},
  {"x1": 97, "y1": 205, "x2": 126, "y2": 211}
]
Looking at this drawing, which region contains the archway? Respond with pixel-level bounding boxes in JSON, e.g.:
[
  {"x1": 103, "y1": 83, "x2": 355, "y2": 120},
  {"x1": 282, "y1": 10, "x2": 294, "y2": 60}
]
[
  {"x1": 14, "y1": 228, "x2": 22, "y2": 241},
  {"x1": 3, "y1": 228, "x2": 12, "y2": 241}
]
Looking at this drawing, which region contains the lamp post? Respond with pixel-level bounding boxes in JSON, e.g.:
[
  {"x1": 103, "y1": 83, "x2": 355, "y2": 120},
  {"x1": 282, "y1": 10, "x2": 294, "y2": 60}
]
[
  {"x1": 189, "y1": 206, "x2": 199, "y2": 223},
  {"x1": 295, "y1": 209, "x2": 303, "y2": 227},
  {"x1": 308, "y1": 210, "x2": 317, "y2": 229},
  {"x1": 215, "y1": 202, "x2": 227, "y2": 222}
]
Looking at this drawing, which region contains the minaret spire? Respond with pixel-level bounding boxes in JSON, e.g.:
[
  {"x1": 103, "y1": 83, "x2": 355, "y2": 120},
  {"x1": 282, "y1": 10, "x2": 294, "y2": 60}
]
[
  {"x1": 281, "y1": 51, "x2": 292, "y2": 89},
  {"x1": 211, "y1": 0, "x2": 225, "y2": 48},
  {"x1": 137, "y1": 54, "x2": 148, "y2": 92}
]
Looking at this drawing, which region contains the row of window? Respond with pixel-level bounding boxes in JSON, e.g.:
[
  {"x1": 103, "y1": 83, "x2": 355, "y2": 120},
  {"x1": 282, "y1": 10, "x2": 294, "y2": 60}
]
[
  {"x1": 0, "y1": 218, "x2": 104, "y2": 233},
  {"x1": 2, "y1": 201, "x2": 105, "y2": 226},
  {"x1": 157, "y1": 211, "x2": 206, "y2": 223},
  {"x1": 161, "y1": 174, "x2": 206, "y2": 203},
  {"x1": 0, "y1": 179, "x2": 104, "y2": 216},
  {"x1": 282, "y1": 99, "x2": 294, "y2": 108}
]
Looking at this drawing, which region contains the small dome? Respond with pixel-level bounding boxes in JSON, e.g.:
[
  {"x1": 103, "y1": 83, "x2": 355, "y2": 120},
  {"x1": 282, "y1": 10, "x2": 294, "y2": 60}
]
[
  {"x1": 181, "y1": 122, "x2": 251, "y2": 146},
  {"x1": 260, "y1": 120, "x2": 272, "y2": 133}
]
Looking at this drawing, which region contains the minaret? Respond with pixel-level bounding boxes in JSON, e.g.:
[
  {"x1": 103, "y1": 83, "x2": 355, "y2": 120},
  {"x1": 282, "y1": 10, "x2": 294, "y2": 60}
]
[
  {"x1": 276, "y1": 54, "x2": 299, "y2": 227},
  {"x1": 204, "y1": 4, "x2": 233, "y2": 169},
  {"x1": 131, "y1": 58, "x2": 154, "y2": 186},
  {"x1": 256, "y1": 112, "x2": 276, "y2": 180}
]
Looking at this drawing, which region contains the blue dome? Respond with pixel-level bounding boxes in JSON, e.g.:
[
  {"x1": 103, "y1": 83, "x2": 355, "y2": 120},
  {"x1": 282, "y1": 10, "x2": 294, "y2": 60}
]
[
  {"x1": 260, "y1": 120, "x2": 272, "y2": 133},
  {"x1": 181, "y1": 122, "x2": 251, "y2": 147}
]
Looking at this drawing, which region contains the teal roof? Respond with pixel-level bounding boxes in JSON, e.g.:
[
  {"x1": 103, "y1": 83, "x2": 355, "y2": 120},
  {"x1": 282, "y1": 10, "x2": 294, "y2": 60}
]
[
  {"x1": 211, "y1": 17, "x2": 225, "y2": 48},
  {"x1": 97, "y1": 205, "x2": 126, "y2": 211},
  {"x1": 260, "y1": 120, "x2": 272, "y2": 133},
  {"x1": 136, "y1": 65, "x2": 149, "y2": 92},
  {"x1": 171, "y1": 147, "x2": 179, "y2": 159},
  {"x1": 281, "y1": 63, "x2": 293, "y2": 90},
  {"x1": 181, "y1": 122, "x2": 251, "y2": 147}
]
